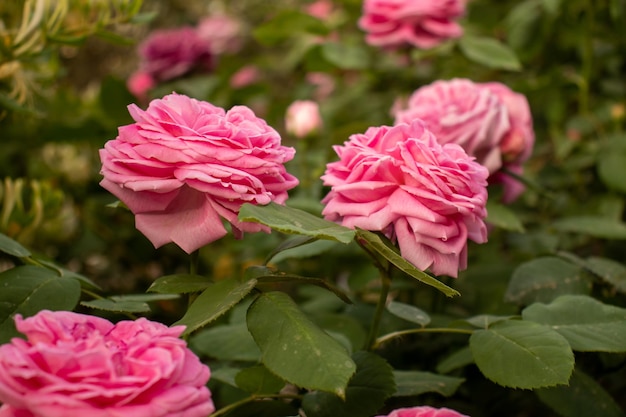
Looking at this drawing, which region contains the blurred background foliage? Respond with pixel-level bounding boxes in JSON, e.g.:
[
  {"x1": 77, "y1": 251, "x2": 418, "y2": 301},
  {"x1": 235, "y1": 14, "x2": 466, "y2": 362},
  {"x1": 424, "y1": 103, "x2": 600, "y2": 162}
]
[{"x1": 1, "y1": 0, "x2": 626, "y2": 416}]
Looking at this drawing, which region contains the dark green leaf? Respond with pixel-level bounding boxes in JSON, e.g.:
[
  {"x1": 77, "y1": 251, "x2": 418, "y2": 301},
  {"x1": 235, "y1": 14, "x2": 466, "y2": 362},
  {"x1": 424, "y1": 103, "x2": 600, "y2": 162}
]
[
  {"x1": 458, "y1": 35, "x2": 522, "y2": 71},
  {"x1": 470, "y1": 320, "x2": 574, "y2": 389},
  {"x1": 190, "y1": 323, "x2": 261, "y2": 362},
  {"x1": 269, "y1": 239, "x2": 338, "y2": 264},
  {"x1": 436, "y1": 347, "x2": 475, "y2": 374},
  {"x1": 553, "y1": 216, "x2": 626, "y2": 239},
  {"x1": 584, "y1": 256, "x2": 626, "y2": 293},
  {"x1": 486, "y1": 200, "x2": 525, "y2": 232},
  {"x1": 392, "y1": 370, "x2": 465, "y2": 397},
  {"x1": 254, "y1": 270, "x2": 352, "y2": 305},
  {"x1": 81, "y1": 298, "x2": 150, "y2": 313},
  {"x1": 239, "y1": 202, "x2": 355, "y2": 244},
  {"x1": 322, "y1": 42, "x2": 370, "y2": 70},
  {"x1": 235, "y1": 365, "x2": 286, "y2": 395},
  {"x1": 247, "y1": 292, "x2": 356, "y2": 398},
  {"x1": 253, "y1": 10, "x2": 329, "y2": 46},
  {"x1": 0, "y1": 233, "x2": 31, "y2": 257},
  {"x1": 147, "y1": 274, "x2": 212, "y2": 294}
]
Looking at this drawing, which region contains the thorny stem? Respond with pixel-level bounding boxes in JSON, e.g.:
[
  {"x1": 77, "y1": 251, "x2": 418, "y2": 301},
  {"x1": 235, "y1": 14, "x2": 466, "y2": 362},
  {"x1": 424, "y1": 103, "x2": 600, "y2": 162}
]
[
  {"x1": 373, "y1": 327, "x2": 474, "y2": 350},
  {"x1": 209, "y1": 393, "x2": 302, "y2": 417}
]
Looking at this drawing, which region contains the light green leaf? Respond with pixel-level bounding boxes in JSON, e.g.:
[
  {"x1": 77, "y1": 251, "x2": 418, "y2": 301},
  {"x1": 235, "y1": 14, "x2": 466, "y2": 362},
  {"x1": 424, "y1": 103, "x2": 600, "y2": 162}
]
[
  {"x1": 190, "y1": 323, "x2": 261, "y2": 362},
  {"x1": 147, "y1": 274, "x2": 212, "y2": 294},
  {"x1": 436, "y1": 347, "x2": 475, "y2": 374},
  {"x1": 553, "y1": 216, "x2": 626, "y2": 239},
  {"x1": 470, "y1": 320, "x2": 574, "y2": 389},
  {"x1": 537, "y1": 369, "x2": 626, "y2": 417},
  {"x1": 598, "y1": 150, "x2": 626, "y2": 194},
  {"x1": 247, "y1": 292, "x2": 356, "y2": 398},
  {"x1": 235, "y1": 365, "x2": 286, "y2": 395},
  {"x1": 0, "y1": 266, "x2": 81, "y2": 343},
  {"x1": 269, "y1": 239, "x2": 338, "y2": 264},
  {"x1": 301, "y1": 351, "x2": 395, "y2": 417},
  {"x1": 174, "y1": 278, "x2": 258, "y2": 335},
  {"x1": 110, "y1": 293, "x2": 180, "y2": 303},
  {"x1": 312, "y1": 313, "x2": 368, "y2": 352},
  {"x1": 239, "y1": 202, "x2": 355, "y2": 244},
  {"x1": 322, "y1": 42, "x2": 370, "y2": 70},
  {"x1": 81, "y1": 298, "x2": 150, "y2": 313},
  {"x1": 457, "y1": 315, "x2": 519, "y2": 329},
  {"x1": 387, "y1": 301, "x2": 431, "y2": 327},
  {"x1": 0, "y1": 233, "x2": 31, "y2": 257},
  {"x1": 392, "y1": 370, "x2": 465, "y2": 397},
  {"x1": 584, "y1": 256, "x2": 626, "y2": 293},
  {"x1": 505, "y1": 257, "x2": 592, "y2": 305},
  {"x1": 522, "y1": 295, "x2": 626, "y2": 352},
  {"x1": 355, "y1": 229, "x2": 460, "y2": 297},
  {"x1": 486, "y1": 200, "x2": 525, "y2": 232},
  {"x1": 252, "y1": 10, "x2": 329, "y2": 46},
  {"x1": 458, "y1": 35, "x2": 522, "y2": 71}
]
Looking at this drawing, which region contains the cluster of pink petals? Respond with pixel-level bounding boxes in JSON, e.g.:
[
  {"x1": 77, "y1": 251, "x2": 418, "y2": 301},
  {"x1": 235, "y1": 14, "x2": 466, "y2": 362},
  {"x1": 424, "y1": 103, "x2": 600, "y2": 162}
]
[
  {"x1": 196, "y1": 14, "x2": 244, "y2": 55},
  {"x1": 0, "y1": 310, "x2": 214, "y2": 417},
  {"x1": 285, "y1": 100, "x2": 323, "y2": 139},
  {"x1": 99, "y1": 93, "x2": 298, "y2": 253},
  {"x1": 394, "y1": 78, "x2": 534, "y2": 202},
  {"x1": 378, "y1": 406, "x2": 470, "y2": 417},
  {"x1": 322, "y1": 120, "x2": 488, "y2": 277},
  {"x1": 358, "y1": 0, "x2": 466, "y2": 49}
]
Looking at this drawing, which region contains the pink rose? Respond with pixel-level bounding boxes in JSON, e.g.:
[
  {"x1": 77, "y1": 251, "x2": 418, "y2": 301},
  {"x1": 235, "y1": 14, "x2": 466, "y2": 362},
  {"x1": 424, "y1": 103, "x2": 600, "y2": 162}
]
[
  {"x1": 285, "y1": 100, "x2": 323, "y2": 139},
  {"x1": 137, "y1": 27, "x2": 213, "y2": 82},
  {"x1": 196, "y1": 14, "x2": 244, "y2": 55},
  {"x1": 393, "y1": 78, "x2": 534, "y2": 202},
  {"x1": 358, "y1": 0, "x2": 466, "y2": 49},
  {"x1": 0, "y1": 310, "x2": 214, "y2": 417},
  {"x1": 230, "y1": 65, "x2": 260, "y2": 89},
  {"x1": 378, "y1": 406, "x2": 470, "y2": 417},
  {"x1": 99, "y1": 93, "x2": 299, "y2": 253},
  {"x1": 127, "y1": 70, "x2": 155, "y2": 102},
  {"x1": 306, "y1": 0, "x2": 335, "y2": 21},
  {"x1": 321, "y1": 120, "x2": 488, "y2": 277}
]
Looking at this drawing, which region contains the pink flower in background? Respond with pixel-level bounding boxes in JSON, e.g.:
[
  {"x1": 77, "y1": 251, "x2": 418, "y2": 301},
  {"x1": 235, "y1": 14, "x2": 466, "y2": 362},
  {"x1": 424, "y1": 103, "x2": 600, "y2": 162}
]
[
  {"x1": 306, "y1": 72, "x2": 336, "y2": 101},
  {"x1": 197, "y1": 14, "x2": 244, "y2": 55},
  {"x1": 0, "y1": 310, "x2": 214, "y2": 417},
  {"x1": 378, "y1": 406, "x2": 470, "y2": 417},
  {"x1": 393, "y1": 78, "x2": 534, "y2": 202},
  {"x1": 359, "y1": 0, "x2": 466, "y2": 49},
  {"x1": 306, "y1": 0, "x2": 335, "y2": 20},
  {"x1": 285, "y1": 100, "x2": 323, "y2": 138},
  {"x1": 137, "y1": 26, "x2": 213, "y2": 82},
  {"x1": 100, "y1": 93, "x2": 298, "y2": 253},
  {"x1": 127, "y1": 70, "x2": 155, "y2": 101},
  {"x1": 322, "y1": 120, "x2": 488, "y2": 277},
  {"x1": 230, "y1": 65, "x2": 260, "y2": 89}
]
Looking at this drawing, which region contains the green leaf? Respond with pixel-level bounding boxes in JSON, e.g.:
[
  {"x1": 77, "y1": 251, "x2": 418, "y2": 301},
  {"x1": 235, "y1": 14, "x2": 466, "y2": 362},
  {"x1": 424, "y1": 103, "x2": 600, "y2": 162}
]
[
  {"x1": 458, "y1": 35, "x2": 522, "y2": 71},
  {"x1": 301, "y1": 351, "x2": 395, "y2": 417},
  {"x1": 0, "y1": 266, "x2": 80, "y2": 343},
  {"x1": 322, "y1": 42, "x2": 370, "y2": 70},
  {"x1": 392, "y1": 370, "x2": 465, "y2": 397},
  {"x1": 486, "y1": 200, "x2": 525, "y2": 232},
  {"x1": 269, "y1": 239, "x2": 338, "y2": 264},
  {"x1": 505, "y1": 257, "x2": 592, "y2": 305},
  {"x1": 553, "y1": 216, "x2": 626, "y2": 239},
  {"x1": 247, "y1": 292, "x2": 356, "y2": 398},
  {"x1": 387, "y1": 301, "x2": 431, "y2": 327},
  {"x1": 0, "y1": 233, "x2": 31, "y2": 257},
  {"x1": 238, "y1": 202, "x2": 355, "y2": 244},
  {"x1": 598, "y1": 150, "x2": 626, "y2": 194},
  {"x1": 583, "y1": 256, "x2": 626, "y2": 293},
  {"x1": 522, "y1": 295, "x2": 626, "y2": 352},
  {"x1": 253, "y1": 10, "x2": 329, "y2": 46},
  {"x1": 355, "y1": 229, "x2": 460, "y2": 297},
  {"x1": 81, "y1": 298, "x2": 150, "y2": 313},
  {"x1": 190, "y1": 323, "x2": 261, "y2": 362},
  {"x1": 536, "y1": 369, "x2": 626, "y2": 417},
  {"x1": 235, "y1": 365, "x2": 286, "y2": 395},
  {"x1": 110, "y1": 293, "x2": 180, "y2": 303},
  {"x1": 456, "y1": 315, "x2": 519, "y2": 329},
  {"x1": 436, "y1": 347, "x2": 475, "y2": 374},
  {"x1": 147, "y1": 274, "x2": 212, "y2": 294},
  {"x1": 312, "y1": 313, "x2": 368, "y2": 352},
  {"x1": 174, "y1": 278, "x2": 258, "y2": 335},
  {"x1": 470, "y1": 320, "x2": 574, "y2": 389}
]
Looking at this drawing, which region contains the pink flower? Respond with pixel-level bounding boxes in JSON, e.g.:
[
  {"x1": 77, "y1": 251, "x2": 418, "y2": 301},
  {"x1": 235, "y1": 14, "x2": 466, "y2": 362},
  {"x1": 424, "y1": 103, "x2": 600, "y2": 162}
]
[
  {"x1": 285, "y1": 100, "x2": 323, "y2": 139},
  {"x1": 306, "y1": 0, "x2": 335, "y2": 20},
  {"x1": 127, "y1": 70, "x2": 155, "y2": 101},
  {"x1": 358, "y1": 0, "x2": 466, "y2": 49},
  {"x1": 99, "y1": 93, "x2": 299, "y2": 253},
  {"x1": 196, "y1": 14, "x2": 244, "y2": 55},
  {"x1": 137, "y1": 27, "x2": 213, "y2": 82},
  {"x1": 230, "y1": 65, "x2": 260, "y2": 89},
  {"x1": 321, "y1": 120, "x2": 488, "y2": 277},
  {"x1": 378, "y1": 406, "x2": 470, "y2": 417},
  {"x1": 393, "y1": 79, "x2": 534, "y2": 202},
  {"x1": 0, "y1": 310, "x2": 214, "y2": 417}
]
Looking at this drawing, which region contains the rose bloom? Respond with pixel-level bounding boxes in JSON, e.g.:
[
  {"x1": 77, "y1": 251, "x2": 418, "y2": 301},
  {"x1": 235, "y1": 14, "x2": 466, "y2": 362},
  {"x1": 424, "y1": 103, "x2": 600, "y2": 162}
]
[
  {"x1": 358, "y1": 0, "x2": 466, "y2": 49},
  {"x1": 196, "y1": 14, "x2": 243, "y2": 55},
  {"x1": 285, "y1": 100, "x2": 323, "y2": 139},
  {"x1": 127, "y1": 70, "x2": 155, "y2": 102},
  {"x1": 137, "y1": 27, "x2": 213, "y2": 82},
  {"x1": 100, "y1": 93, "x2": 298, "y2": 253},
  {"x1": 378, "y1": 406, "x2": 470, "y2": 417},
  {"x1": 0, "y1": 310, "x2": 214, "y2": 417},
  {"x1": 322, "y1": 120, "x2": 488, "y2": 277},
  {"x1": 394, "y1": 79, "x2": 534, "y2": 202}
]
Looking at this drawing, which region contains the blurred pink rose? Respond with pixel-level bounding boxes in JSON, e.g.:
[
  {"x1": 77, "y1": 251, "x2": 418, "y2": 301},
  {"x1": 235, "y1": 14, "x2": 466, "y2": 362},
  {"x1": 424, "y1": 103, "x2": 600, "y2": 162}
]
[
  {"x1": 378, "y1": 406, "x2": 470, "y2": 417},
  {"x1": 0, "y1": 310, "x2": 213, "y2": 417},
  {"x1": 306, "y1": 0, "x2": 335, "y2": 20},
  {"x1": 100, "y1": 93, "x2": 298, "y2": 253},
  {"x1": 230, "y1": 65, "x2": 260, "y2": 89},
  {"x1": 127, "y1": 70, "x2": 155, "y2": 101},
  {"x1": 306, "y1": 72, "x2": 336, "y2": 101},
  {"x1": 285, "y1": 100, "x2": 323, "y2": 139},
  {"x1": 321, "y1": 120, "x2": 488, "y2": 277},
  {"x1": 394, "y1": 78, "x2": 534, "y2": 202},
  {"x1": 197, "y1": 14, "x2": 244, "y2": 55},
  {"x1": 137, "y1": 26, "x2": 213, "y2": 82},
  {"x1": 358, "y1": 0, "x2": 466, "y2": 49}
]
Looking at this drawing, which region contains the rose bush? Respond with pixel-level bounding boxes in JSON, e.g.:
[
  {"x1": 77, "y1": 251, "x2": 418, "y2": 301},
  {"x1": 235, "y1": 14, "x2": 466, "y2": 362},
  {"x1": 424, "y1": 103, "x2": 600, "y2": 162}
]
[
  {"x1": 358, "y1": 0, "x2": 466, "y2": 49},
  {"x1": 321, "y1": 120, "x2": 488, "y2": 277},
  {"x1": 378, "y1": 406, "x2": 469, "y2": 417},
  {"x1": 0, "y1": 310, "x2": 213, "y2": 417},
  {"x1": 393, "y1": 78, "x2": 534, "y2": 202},
  {"x1": 99, "y1": 92, "x2": 298, "y2": 253}
]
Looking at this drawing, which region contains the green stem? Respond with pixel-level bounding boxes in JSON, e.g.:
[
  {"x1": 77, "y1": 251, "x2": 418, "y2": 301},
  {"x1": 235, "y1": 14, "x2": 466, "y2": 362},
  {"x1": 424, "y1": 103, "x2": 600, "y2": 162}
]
[
  {"x1": 374, "y1": 327, "x2": 474, "y2": 350},
  {"x1": 210, "y1": 393, "x2": 302, "y2": 417},
  {"x1": 189, "y1": 250, "x2": 200, "y2": 275},
  {"x1": 366, "y1": 268, "x2": 392, "y2": 351}
]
